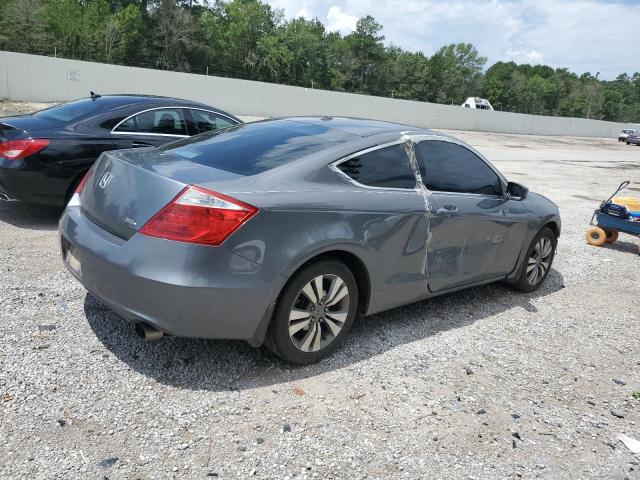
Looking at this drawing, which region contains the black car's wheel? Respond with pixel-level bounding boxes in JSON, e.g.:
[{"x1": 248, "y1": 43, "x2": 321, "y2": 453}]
[
  {"x1": 265, "y1": 259, "x2": 358, "y2": 364},
  {"x1": 511, "y1": 227, "x2": 557, "y2": 292}
]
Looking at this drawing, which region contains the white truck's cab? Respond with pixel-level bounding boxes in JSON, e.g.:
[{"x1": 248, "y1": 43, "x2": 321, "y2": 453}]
[{"x1": 461, "y1": 97, "x2": 494, "y2": 111}]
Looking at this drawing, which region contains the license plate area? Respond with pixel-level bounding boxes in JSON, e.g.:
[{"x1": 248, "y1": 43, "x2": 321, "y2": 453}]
[{"x1": 63, "y1": 240, "x2": 82, "y2": 278}]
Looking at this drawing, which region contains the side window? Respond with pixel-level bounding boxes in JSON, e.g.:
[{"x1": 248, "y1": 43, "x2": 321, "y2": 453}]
[
  {"x1": 337, "y1": 144, "x2": 416, "y2": 189},
  {"x1": 189, "y1": 110, "x2": 235, "y2": 134},
  {"x1": 99, "y1": 116, "x2": 126, "y2": 130},
  {"x1": 115, "y1": 108, "x2": 187, "y2": 136},
  {"x1": 415, "y1": 141, "x2": 501, "y2": 195}
]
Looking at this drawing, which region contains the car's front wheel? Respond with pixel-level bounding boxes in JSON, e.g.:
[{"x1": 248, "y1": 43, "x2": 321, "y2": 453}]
[
  {"x1": 266, "y1": 259, "x2": 358, "y2": 364},
  {"x1": 512, "y1": 227, "x2": 557, "y2": 292}
]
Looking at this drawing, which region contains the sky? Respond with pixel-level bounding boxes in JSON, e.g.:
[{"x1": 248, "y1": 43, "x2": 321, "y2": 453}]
[{"x1": 264, "y1": 0, "x2": 640, "y2": 79}]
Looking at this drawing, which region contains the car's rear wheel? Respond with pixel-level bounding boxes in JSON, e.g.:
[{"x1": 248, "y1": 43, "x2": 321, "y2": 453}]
[
  {"x1": 512, "y1": 227, "x2": 557, "y2": 292},
  {"x1": 265, "y1": 259, "x2": 358, "y2": 364}
]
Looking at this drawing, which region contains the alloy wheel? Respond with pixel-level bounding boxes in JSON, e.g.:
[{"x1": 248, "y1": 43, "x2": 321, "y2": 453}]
[
  {"x1": 526, "y1": 237, "x2": 553, "y2": 285},
  {"x1": 288, "y1": 274, "x2": 350, "y2": 352}
]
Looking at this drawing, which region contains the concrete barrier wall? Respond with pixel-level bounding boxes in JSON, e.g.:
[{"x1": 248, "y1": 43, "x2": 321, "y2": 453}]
[{"x1": 0, "y1": 51, "x2": 632, "y2": 138}]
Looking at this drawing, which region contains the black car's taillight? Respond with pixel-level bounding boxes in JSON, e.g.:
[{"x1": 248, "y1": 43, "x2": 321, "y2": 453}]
[{"x1": 0, "y1": 139, "x2": 49, "y2": 160}]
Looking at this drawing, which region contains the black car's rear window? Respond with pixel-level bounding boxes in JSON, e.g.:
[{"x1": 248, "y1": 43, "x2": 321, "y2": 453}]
[
  {"x1": 159, "y1": 120, "x2": 355, "y2": 176},
  {"x1": 34, "y1": 98, "x2": 110, "y2": 123}
]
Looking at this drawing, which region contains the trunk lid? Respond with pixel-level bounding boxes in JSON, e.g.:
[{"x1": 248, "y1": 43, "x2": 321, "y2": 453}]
[
  {"x1": 0, "y1": 122, "x2": 20, "y2": 142},
  {"x1": 81, "y1": 151, "x2": 189, "y2": 240},
  {"x1": 0, "y1": 115, "x2": 59, "y2": 136}
]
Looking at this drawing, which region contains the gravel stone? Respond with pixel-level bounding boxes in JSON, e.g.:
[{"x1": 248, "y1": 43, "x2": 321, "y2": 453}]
[{"x1": 98, "y1": 458, "x2": 118, "y2": 469}]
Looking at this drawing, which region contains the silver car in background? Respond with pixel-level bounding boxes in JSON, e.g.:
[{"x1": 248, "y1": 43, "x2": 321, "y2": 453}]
[
  {"x1": 619, "y1": 128, "x2": 637, "y2": 142},
  {"x1": 59, "y1": 117, "x2": 561, "y2": 364}
]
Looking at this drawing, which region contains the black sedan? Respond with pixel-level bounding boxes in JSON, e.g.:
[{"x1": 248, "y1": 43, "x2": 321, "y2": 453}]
[{"x1": 0, "y1": 94, "x2": 241, "y2": 206}]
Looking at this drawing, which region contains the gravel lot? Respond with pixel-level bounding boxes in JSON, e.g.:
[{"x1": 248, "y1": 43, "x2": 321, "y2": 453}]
[{"x1": 1, "y1": 103, "x2": 639, "y2": 479}]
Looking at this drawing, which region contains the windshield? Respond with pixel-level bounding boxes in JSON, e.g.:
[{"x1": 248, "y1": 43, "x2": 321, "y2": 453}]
[
  {"x1": 33, "y1": 98, "x2": 110, "y2": 123},
  {"x1": 159, "y1": 120, "x2": 355, "y2": 176}
]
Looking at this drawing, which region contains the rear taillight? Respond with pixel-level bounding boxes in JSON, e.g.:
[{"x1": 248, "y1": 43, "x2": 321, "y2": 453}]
[
  {"x1": 139, "y1": 185, "x2": 258, "y2": 246},
  {"x1": 0, "y1": 139, "x2": 49, "y2": 160}
]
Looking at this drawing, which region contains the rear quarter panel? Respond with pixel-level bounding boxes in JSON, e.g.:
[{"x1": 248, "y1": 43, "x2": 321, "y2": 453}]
[{"x1": 222, "y1": 185, "x2": 430, "y2": 315}]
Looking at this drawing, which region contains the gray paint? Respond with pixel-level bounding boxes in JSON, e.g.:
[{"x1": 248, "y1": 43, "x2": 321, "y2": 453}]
[
  {"x1": 58, "y1": 117, "x2": 560, "y2": 345},
  {"x1": 1, "y1": 51, "x2": 633, "y2": 138}
]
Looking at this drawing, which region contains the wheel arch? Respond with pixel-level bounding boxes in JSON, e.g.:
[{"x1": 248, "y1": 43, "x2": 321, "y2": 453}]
[
  {"x1": 283, "y1": 249, "x2": 371, "y2": 317},
  {"x1": 507, "y1": 218, "x2": 560, "y2": 282},
  {"x1": 253, "y1": 248, "x2": 372, "y2": 350},
  {"x1": 543, "y1": 220, "x2": 560, "y2": 239}
]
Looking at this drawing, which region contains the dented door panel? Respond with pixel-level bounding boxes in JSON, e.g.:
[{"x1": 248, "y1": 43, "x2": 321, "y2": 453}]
[{"x1": 426, "y1": 192, "x2": 527, "y2": 292}]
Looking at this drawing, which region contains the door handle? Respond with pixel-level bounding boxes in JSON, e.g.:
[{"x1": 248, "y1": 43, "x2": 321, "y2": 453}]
[
  {"x1": 436, "y1": 205, "x2": 459, "y2": 216},
  {"x1": 131, "y1": 141, "x2": 153, "y2": 148}
]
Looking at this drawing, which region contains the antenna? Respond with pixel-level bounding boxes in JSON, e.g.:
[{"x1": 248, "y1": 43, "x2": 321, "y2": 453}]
[{"x1": 90, "y1": 91, "x2": 101, "y2": 100}]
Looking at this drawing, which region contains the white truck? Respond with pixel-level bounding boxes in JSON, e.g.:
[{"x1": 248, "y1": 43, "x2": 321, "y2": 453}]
[{"x1": 461, "y1": 97, "x2": 494, "y2": 111}]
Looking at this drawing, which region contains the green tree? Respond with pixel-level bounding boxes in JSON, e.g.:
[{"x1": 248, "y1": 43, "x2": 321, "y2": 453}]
[
  {"x1": 153, "y1": 0, "x2": 194, "y2": 71},
  {"x1": 217, "y1": 0, "x2": 280, "y2": 79},
  {"x1": 385, "y1": 48, "x2": 430, "y2": 100},
  {"x1": 43, "y1": 0, "x2": 83, "y2": 58},
  {"x1": 277, "y1": 17, "x2": 329, "y2": 88},
  {"x1": 427, "y1": 43, "x2": 486, "y2": 104},
  {"x1": 80, "y1": 0, "x2": 112, "y2": 62},
  {"x1": 0, "y1": 0, "x2": 51, "y2": 54},
  {"x1": 341, "y1": 16, "x2": 385, "y2": 93},
  {"x1": 110, "y1": 4, "x2": 145, "y2": 64},
  {"x1": 526, "y1": 74, "x2": 547, "y2": 115}
]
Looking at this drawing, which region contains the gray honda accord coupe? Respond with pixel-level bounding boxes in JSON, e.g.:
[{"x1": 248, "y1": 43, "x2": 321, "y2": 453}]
[{"x1": 59, "y1": 117, "x2": 561, "y2": 364}]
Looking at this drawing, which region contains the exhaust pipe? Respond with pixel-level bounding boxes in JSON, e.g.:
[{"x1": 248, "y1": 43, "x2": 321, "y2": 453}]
[
  {"x1": 0, "y1": 192, "x2": 17, "y2": 201},
  {"x1": 134, "y1": 322, "x2": 164, "y2": 341}
]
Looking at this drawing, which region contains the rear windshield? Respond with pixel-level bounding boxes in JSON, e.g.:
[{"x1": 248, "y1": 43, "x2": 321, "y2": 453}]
[
  {"x1": 159, "y1": 120, "x2": 355, "y2": 176},
  {"x1": 34, "y1": 98, "x2": 110, "y2": 123}
]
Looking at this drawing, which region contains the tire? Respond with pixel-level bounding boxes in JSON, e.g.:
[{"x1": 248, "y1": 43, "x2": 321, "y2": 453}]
[
  {"x1": 512, "y1": 227, "x2": 557, "y2": 292},
  {"x1": 604, "y1": 229, "x2": 618, "y2": 243},
  {"x1": 265, "y1": 259, "x2": 358, "y2": 365},
  {"x1": 586, "y1": 226, "x2": 606, "y2": 246},
  {"x1": 627, "y1": 142, "x2": 631, "y2": 145}
]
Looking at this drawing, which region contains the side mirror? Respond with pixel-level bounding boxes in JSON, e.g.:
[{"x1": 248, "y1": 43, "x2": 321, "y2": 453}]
[{"x1": 507, "y1": 181, "x2": 528, "y2": 200}]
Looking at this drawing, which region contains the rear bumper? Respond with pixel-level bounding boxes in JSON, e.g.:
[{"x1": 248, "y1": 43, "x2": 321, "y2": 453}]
[
  {"x1": 0, "y1": 162, "x2": 27, "y2": 201},
  {"x1": 59, "y1": 206, "x2": 285, "y2": 343},
  {"x1": 0, "y1": 159, "x2": 68, "y2": 205}
]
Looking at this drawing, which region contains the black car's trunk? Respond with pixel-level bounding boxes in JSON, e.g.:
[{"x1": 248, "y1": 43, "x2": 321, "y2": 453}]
[
  {"x1": 0, "y1": 116, "x2": 59, "y2": 139},
  {"x1": 0, "y1": 122, "x2": 21, "y2": 142}
]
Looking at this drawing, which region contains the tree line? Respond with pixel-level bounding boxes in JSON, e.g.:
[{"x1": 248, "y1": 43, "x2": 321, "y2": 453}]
[{"x1": 1, "y1": 0, "x2": 638, "y2": 123}]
